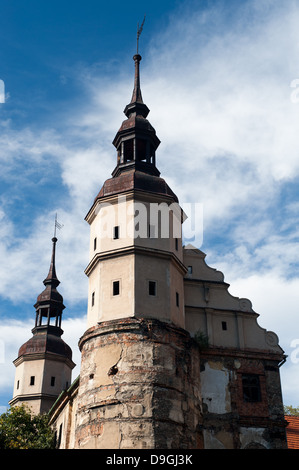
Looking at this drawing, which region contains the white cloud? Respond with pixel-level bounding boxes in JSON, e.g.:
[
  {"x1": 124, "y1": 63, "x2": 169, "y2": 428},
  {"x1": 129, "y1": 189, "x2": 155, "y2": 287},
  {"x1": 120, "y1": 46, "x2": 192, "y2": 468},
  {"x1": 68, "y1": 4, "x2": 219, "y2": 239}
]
[
  {"x1": 0, "y1": 204, "x2": 89, "y2": 305},
  {"x1": 138, "y1": 0, "x2": 299, "y2": 228},
  {"x1": 0, "y1": 122, "x2": 91, "y2": 304},
  {"x1": 2, "y1": 0, "x2": 297, "y2": 278}
]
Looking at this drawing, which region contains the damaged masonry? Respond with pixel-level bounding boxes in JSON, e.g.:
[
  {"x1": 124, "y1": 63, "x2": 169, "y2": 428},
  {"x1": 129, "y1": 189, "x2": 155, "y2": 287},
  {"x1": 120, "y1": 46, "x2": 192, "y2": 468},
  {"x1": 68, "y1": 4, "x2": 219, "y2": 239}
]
[{"x1": 10, "y1": 50, "x2": 287, "y2": 449}]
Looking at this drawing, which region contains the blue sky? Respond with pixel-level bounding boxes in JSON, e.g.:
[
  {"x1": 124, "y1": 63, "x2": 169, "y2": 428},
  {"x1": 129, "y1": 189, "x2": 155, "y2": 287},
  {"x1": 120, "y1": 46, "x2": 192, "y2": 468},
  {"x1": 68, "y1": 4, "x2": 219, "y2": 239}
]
[{"x1": 1, "y1": 0, "x2": 299, "y2": 412}]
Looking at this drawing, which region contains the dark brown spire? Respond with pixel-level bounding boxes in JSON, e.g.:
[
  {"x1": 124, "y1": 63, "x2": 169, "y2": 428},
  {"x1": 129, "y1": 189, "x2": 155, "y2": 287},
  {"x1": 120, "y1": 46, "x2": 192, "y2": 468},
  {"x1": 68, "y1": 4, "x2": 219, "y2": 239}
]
[
  {"x1": 112, "y1": 53, "x2": 160, "y2": 176},
  {"x1": 130, "y1": 54, "x2": 143, "y2": 104},
  {"x1": 124, "y1": 54, "x2": 150, "y2": 119},
  {"x1": 34, "y1": 236, "x2": 65, "y2": 330},
  {"x1": 43, "y1": 237, "x2": 60, "y2": 288}
]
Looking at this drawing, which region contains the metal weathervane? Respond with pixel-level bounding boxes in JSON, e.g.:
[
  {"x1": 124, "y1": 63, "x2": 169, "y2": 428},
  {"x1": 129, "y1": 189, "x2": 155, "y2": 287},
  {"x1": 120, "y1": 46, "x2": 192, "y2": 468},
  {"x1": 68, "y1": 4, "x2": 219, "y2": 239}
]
[
  {"x1": 137, "y1": 15, "x2": 146, "y2": 54},
  {"x1": 54, "y1": 213, "x2": 64, "y2": 238}
]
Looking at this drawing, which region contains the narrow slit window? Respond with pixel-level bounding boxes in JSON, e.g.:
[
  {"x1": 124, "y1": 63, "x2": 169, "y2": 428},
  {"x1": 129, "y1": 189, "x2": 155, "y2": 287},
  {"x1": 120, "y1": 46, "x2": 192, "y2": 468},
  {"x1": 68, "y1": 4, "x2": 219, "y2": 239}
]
[
  {"x1": 187, "y1": 266, "x2": 192, "y2": 275},
  {"x1": 17, "y1": 380, "x2": 19, "y2": 390},
  {"x1": 148, "y1": 280, "x2": 157, "y2": 296},
  {"x1": 175, "y1": 238, "x2": 179, "y2": 250},
  {"x1": 51, "y1": 376, "x2": 55, "y2": 387},
  {"x1": 113, "y1": 280, "x2": 120, "y2": 296},
  {"x1": 113, "y1": 226, "x2": 120, "y2": 240},
  {"x1": 91, "y1": 292, "x2": 95, "y2": 307},
  {"x1": 176, "y1": 292, "x2": 179, "y2": 307},
  {"x1": 57, "y1": 423, "x2": 63, "y2": 448},
  {"x1": 30, "y1": 376, "x2": 35, "y2": 386},
  {"x1": 94, "y1": 237, "x2": 97, "y2": 251},
  {"x1": 222, "y1": 321, "x2": 227, "y2": 331}
]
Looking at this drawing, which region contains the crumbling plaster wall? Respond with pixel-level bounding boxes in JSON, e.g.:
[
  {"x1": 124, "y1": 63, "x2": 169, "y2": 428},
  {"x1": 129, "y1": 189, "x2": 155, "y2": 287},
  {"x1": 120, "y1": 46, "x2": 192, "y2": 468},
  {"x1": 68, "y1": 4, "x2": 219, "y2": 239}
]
[
  {"x1": 200, "y1": 359, "x2": 235, "y2": 449},
  {"x1": 199, "y1": 355, "x2": 287, "y2": 449},
  {"x1": 74, "y1": 317, "x2": 202, "y2": 449},
  {"x1": 200, "y1": 361, "x2": 232, "y2": 415}
]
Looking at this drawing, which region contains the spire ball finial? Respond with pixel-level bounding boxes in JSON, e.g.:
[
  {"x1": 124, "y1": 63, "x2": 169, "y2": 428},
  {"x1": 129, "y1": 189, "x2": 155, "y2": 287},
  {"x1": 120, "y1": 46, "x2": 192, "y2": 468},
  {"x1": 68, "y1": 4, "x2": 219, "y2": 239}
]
[{"x1": 133, "y1": 53, "x2": 142, "y2": 64}]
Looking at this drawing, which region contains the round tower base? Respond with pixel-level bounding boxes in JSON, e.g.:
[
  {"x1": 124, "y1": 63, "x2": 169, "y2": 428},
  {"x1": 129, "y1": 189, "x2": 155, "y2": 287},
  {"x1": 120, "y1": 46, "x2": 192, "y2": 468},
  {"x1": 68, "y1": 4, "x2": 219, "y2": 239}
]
[{"x1": 75, "y1": 317, "x2": 203, "y2": 449}]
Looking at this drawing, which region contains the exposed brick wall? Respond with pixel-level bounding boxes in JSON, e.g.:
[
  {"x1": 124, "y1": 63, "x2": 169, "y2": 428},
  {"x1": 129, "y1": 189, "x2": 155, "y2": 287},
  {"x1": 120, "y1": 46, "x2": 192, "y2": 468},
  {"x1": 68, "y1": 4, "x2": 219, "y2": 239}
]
[
  {"x1": 74, "y1": 317, "x2": 203, "y2": 449},
  {"x1": 234, "y1": 359, "x2": 269, "y2": 418},
  {"x1": 51, "y1": 320, "x2": 287, "y2": 449},
  {"x1": 198, "y1": 349, "x2": 287, "y2": 448}
]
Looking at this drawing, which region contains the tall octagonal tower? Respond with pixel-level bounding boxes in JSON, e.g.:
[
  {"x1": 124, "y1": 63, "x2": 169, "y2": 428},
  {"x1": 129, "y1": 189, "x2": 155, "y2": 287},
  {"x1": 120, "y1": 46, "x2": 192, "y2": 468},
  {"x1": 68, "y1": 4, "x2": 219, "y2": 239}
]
[{"x1": 74, "y1": 53, "x2": 202, "y2": 449}]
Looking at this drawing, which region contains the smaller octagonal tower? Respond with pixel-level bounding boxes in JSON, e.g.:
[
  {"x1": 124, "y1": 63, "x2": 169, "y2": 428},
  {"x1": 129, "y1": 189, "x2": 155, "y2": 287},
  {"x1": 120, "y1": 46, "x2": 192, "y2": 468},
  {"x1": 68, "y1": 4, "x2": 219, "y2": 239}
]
[{"x1": 9, "y1": 237, "x2": 75, "y2": 415}]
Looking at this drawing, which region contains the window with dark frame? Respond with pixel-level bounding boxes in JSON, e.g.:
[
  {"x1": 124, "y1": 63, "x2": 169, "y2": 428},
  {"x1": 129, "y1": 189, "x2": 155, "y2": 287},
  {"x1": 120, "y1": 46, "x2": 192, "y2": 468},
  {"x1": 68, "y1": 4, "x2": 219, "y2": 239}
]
[
  {"x1": 242, "y1": 374, "x2": 262, "y2": 403},
  {"x1": 148, "y1": 280, "x2": 157, "y2": 296},
  {"x1": 187, "y1": 266, "x2": 192, "y2": 275},
  {"x1": 57, "y1": 423, "x2": 63, "y2": 448},
  {"x1": 113, "y1": 280, "x2": 120, "y2": 296},
  {"x1": 113, "y1": 226, "x2": 120, "y2": 240}
]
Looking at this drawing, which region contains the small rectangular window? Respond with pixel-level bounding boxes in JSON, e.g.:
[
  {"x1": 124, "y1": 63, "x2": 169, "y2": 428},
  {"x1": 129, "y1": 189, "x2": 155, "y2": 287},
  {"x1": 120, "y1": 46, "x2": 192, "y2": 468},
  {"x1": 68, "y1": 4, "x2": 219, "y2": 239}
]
[
  {"x1": 176, "y1": 292, "x2": 179, "y2": 307},
  {"x1": 91, "y1": 292, "x2": 95, "y2": 307},
  {"x1": 94, "y1": 237, "x2": 97, "y2": 250},
  {"x1": 113, "y1": 280, "x2": 120, "y2": 296},
  {"x1": 57, "y1": 423, "x2": 63, "y2": 448},
  {"x1": 30, "y1": 376, "x2": 35, "y2": 386},
  {"x1": 187, "y1": 266, "x2": 192, "y2": 275},
  {"x1": 175, "y1": 238, "x2": 179, "y2": 250},
  {"x1": 51, "y1": 376, "x2": 55, "y2": 387},
  {"x1": 222, "y1": 321, "x2": 227, "y2": 331},
  {"x1": 148, "y1": 281, "x2": 157, "y2": 296},
  {"x1": 17, "y1": 380, "x2": 19, "y2": 390},
  {"x1": 113, "y1": 226, "x2": 119, "y2": 239},
  {"x1": 242, "y1": 374, "x2": 261, "y2": 403}
]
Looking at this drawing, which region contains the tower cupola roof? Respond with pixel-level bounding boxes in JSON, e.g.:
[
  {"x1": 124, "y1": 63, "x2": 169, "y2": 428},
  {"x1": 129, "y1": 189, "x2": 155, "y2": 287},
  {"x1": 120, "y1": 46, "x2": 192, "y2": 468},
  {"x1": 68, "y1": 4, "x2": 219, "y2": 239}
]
[
  {"x1": 43, "y1": 236, "x2": 60, "y2": 288},
  {"x1": 33, "y1": 235, "x2": 65, "y2": 330},
  {"x1": 123, "y1": 54, "x2": 150, "y2": 119},
  {"x1": 16, "y1": 230, "x2": 73, "y2": 364},
  {"x1": 112, "y1": 52, "x2": 160, "y2": 177},
  {"x1": 87, "y1": 44, "x2": 180, "y2": 215},
  {"x1": 35, "y1": 237, "x2": 64, "y2": 307}
]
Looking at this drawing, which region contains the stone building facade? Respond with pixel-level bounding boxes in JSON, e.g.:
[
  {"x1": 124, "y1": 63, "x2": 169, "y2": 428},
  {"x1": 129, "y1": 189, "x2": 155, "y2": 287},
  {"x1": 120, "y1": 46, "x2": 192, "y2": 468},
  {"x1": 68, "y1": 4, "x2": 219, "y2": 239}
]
[{"x1": 10, "y1": 52, "x2": 287, "y2": 449}]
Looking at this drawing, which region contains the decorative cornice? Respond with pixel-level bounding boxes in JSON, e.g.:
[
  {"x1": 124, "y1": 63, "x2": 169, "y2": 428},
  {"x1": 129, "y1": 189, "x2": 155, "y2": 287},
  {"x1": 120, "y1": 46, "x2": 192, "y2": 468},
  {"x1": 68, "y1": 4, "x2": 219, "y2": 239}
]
[
  {"x1": 13, "y1": 351, "x2": 75, "y2": 369},
  {"x1": 85, "y1": 184, "x2": 178, "y2": 225},
  {"x1": 84, "y1": 245, "x2": 187, "y2": 277}
]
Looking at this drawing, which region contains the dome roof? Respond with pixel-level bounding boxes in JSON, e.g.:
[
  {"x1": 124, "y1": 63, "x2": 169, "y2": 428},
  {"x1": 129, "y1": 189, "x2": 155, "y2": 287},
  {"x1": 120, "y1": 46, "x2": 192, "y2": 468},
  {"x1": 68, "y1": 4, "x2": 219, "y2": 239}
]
[
  {"x1": 18, "y1": 326, "x2": 72, "y2": 361},
  {"x1": 95, "y1": 169, "x2": 178, "y2": 203},
  {"x1": 35, "y1": 285, "x2": 63, "y2": 304},
  {"x1": 117, "y1": 114, "x2": 155, "y2": 134}
]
